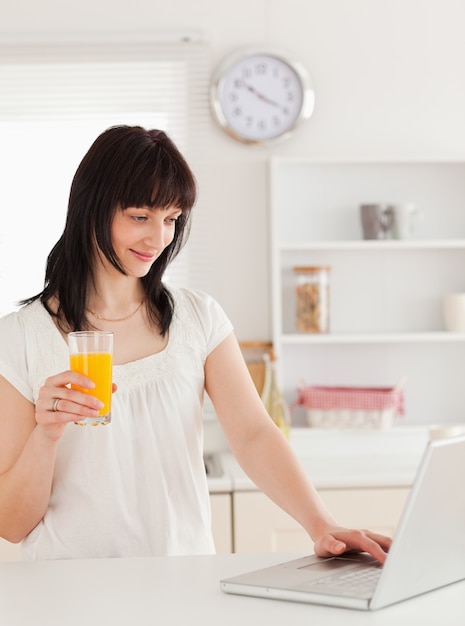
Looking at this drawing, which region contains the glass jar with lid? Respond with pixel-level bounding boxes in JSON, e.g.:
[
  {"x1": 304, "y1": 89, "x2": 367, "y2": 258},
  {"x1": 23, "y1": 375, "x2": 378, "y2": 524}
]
[{"x1": 293, "y1": 266, "x2": 331, "y2": 333}]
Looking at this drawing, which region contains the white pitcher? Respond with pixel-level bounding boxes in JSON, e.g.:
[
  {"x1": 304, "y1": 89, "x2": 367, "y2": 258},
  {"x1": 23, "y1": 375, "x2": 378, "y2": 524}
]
[{"x1": 391, "y1": 202, "x2": 423, "y2": 239}]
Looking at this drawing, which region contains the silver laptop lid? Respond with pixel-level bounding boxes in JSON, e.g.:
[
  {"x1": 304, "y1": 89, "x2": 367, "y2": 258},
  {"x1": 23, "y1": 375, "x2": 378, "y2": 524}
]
[{"x1": 371, "y1": 434, "x2": 465, "y2": 609}]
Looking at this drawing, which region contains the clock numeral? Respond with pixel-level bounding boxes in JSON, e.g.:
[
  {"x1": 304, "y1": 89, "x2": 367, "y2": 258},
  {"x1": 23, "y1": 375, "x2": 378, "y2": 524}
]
[
  {"x1": 272, "y1": 116, "x2": 281, "y2": 128},
  {"x1": 241, "y1": 67, "x2": 252, "y2": 79},
  {"x1": 257, "y1": 119, "x2": 267, "y2": 131},
  {"x1": 228, "y1": 92, "x2": 239, "y2": 102},
  {"x1": 286, "y1": 91, "x2": 295, "y2": 102},
  {"x1": 233, "y1": 78, "x2": 243, "y2": 89},
  {"x1": 245, "y1": 115, "x2": 253, "y2": 127},
  {"x1": 255, "y1": 62, "x2": 267, "y2": 75},
  {"x1": 233, "y1": 106, "x2": 242, "y2": 117}
]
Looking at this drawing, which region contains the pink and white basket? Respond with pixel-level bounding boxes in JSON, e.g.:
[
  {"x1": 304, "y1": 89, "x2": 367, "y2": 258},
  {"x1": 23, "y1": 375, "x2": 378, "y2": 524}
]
[{"x1": 294, "y1": 384, "x2": 405, "y2": 430}]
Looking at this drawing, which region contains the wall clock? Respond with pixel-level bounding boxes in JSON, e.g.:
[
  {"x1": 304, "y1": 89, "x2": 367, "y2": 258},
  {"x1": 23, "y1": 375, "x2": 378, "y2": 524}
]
[{"x1": 210, "y1": 48, "x2": 315, "y2": 145}]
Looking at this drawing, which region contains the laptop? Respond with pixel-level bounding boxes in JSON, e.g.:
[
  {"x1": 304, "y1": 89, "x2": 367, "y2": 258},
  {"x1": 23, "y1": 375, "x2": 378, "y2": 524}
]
[{"x1": 220, "y1": 434, "x2": 465, "y2": 610}]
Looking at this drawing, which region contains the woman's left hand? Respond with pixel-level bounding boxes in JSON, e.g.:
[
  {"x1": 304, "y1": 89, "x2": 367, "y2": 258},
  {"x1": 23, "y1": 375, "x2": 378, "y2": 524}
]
[{"x1": 313, "y1": 527, "x2": 392, "y2": 564}]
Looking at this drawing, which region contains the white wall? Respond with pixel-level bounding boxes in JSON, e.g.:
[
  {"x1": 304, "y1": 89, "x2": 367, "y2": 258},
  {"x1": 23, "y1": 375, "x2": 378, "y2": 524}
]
[{"x1": 2, "y1": 0, "x2": 465, "y2": 340}]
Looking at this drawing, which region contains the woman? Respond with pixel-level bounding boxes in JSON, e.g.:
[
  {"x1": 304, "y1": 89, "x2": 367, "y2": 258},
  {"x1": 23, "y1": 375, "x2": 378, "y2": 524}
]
[{"x1": 0, "y1": 125, "x2": 391, "y2": 561}]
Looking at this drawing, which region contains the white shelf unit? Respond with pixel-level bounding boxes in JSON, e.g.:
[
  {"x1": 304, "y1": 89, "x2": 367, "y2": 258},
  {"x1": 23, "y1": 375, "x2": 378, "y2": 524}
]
[{"x1": 269, "y1": 159, "x2": 465, "y2": 427}]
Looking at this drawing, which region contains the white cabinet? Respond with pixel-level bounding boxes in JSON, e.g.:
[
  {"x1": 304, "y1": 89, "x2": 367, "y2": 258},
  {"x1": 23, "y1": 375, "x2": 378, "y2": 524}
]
[
  {"x1": 233, "y1": 487, "x2": 410, "y2": 554},
  {"x1": 269, "y1": 159, "x2": 465, "y2": 426},
  {"x1": 210, "y1": 493, "x2": 233, "y2": 554}
]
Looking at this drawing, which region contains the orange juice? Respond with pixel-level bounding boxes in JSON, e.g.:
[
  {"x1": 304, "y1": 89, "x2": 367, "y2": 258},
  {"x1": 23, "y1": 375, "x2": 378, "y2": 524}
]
[{"x1": 70, "y1": 351, "x2": 113, "y2": 424}]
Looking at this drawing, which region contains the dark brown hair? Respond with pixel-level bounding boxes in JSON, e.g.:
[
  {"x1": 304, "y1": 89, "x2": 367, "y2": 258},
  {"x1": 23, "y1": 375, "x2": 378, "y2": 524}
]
[{"x1": 22, "y1": 125, "x2": 196, "y2": 333}]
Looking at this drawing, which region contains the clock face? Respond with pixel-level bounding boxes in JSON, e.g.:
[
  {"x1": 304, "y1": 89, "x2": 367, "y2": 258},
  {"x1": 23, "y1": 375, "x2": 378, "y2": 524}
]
[{"x1": 211, "y1": 50, "x2": 314, "y2": 144}]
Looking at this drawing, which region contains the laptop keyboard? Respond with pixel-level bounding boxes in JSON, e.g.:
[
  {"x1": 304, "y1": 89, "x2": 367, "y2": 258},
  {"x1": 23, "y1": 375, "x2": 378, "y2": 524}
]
[{"x1": 303, "y1": 565, "x2": 382, "y2": 596}]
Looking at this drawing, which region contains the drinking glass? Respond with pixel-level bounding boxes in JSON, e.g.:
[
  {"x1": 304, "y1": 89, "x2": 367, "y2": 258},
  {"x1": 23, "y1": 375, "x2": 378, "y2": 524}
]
[{"x1": 68, "y1": 331, "x2": 113, "y2": 426}]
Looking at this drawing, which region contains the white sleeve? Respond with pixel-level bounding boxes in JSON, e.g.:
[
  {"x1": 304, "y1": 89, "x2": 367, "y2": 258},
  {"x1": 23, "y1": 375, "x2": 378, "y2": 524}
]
[
  {"x1": 0, "y1": 310, "x2": 34, "y2": 402},
  {"x1": 176, "y1": 288, "x2": 234, "y2": 356}
]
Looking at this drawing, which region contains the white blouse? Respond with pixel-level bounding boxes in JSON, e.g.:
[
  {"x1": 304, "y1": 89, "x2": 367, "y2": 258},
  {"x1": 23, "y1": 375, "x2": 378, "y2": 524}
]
[{"x1": 0, "y1": 288, "x2": 233, "y2": 560}]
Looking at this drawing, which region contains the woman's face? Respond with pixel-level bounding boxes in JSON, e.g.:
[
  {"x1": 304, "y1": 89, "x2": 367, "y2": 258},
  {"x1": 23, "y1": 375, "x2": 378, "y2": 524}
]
[{"x1": 107, "y1": 205, "x2": 183, "y2": 278}]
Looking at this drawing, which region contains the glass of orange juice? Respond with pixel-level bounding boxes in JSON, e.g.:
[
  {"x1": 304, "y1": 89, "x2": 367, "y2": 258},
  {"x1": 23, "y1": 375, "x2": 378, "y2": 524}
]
[{"x1": 68, "y1": 331, "x2": 113, "y2": 426}]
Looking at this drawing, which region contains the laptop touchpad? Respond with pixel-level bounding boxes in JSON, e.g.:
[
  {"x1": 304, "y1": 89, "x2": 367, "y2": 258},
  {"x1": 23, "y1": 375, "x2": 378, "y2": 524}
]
[
  {"x1": 296, "y1": 554, "x2": 378, "y2": 576},
  {"x1": 303, "y1": 560, "x2": 361, "y2": 575}
]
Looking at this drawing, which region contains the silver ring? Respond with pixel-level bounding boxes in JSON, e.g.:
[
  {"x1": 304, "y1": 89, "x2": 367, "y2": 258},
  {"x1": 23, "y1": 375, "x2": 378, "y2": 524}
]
[{"x1": 51, "y1": 398, "x2": 60, "y2": 412}]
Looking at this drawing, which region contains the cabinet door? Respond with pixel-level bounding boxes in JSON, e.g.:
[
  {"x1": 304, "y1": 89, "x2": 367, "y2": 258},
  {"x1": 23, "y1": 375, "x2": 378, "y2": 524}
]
[
  {"x1": 210, "y1": 493, "x2": 233, "y2": 554},
  {"x1": 234, "y1": 491, "x2": 313, "y2": 553},
  {"x1": 233, "y1": 487, "x2": 410, "y2": 553}
]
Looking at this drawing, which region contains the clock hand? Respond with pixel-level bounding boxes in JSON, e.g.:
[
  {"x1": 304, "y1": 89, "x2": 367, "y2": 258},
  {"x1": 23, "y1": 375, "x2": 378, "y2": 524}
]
[{"x1": 242, "y1": 81, "x2": 282, "y2": 109}]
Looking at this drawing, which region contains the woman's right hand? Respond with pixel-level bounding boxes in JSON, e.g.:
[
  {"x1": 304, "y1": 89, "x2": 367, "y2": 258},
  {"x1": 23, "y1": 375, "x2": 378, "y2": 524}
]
[{"x1": 34, "y1": 371, "x2": 106, "y2": 441}]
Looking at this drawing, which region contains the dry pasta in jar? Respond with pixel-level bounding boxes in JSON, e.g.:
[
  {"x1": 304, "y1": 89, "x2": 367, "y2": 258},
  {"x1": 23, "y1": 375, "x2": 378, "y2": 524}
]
[{"x1": 293, "y1": 266, "x2": 330, "y2": 333}]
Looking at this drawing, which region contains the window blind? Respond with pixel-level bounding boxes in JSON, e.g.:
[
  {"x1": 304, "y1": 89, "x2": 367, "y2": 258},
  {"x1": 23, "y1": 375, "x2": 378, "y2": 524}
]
[{"x1": 0, "y1": 38, "x2": 210, "y2": 315}]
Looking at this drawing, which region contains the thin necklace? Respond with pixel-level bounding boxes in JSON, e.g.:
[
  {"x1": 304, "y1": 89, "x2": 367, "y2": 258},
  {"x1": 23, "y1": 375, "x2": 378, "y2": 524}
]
[{"x1": 86, "y1": 300, "x2": 145, "y2": 323}]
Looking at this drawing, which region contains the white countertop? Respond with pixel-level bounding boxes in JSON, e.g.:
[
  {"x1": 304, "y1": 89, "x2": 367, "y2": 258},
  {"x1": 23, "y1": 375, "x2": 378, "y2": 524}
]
[
  {"x1": 208, "y1": 426, "x2": 430, "y2": 493},
  {"x1": 1, "y1": 553, "x2": 463, "y2": 626}
]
